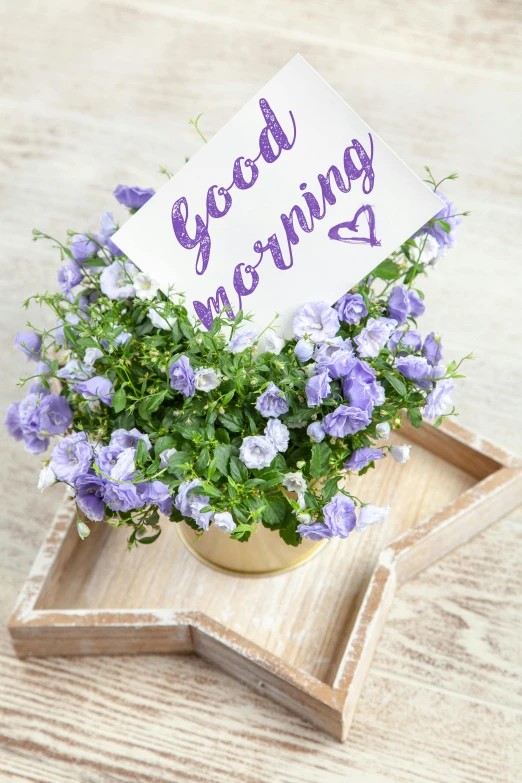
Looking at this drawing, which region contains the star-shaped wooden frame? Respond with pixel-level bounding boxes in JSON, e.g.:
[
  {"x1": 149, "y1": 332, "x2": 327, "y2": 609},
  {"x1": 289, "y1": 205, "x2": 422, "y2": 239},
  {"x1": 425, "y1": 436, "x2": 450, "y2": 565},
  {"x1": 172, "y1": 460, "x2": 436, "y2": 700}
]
[{"x1": 9, "y1": 420, "x2": 522, "y2": 741}]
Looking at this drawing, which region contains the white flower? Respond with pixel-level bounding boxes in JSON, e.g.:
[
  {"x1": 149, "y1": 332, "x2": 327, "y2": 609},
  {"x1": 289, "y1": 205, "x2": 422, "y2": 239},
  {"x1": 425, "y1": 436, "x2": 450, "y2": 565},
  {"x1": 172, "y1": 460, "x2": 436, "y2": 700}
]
[
  {"x1": 84, "y1": 347, "x2": 103, "y2": 366},
  {"x1": 148, "y1": 304, "x2": 177, "y2": 331},
  {"x1": 390, "y1": 445, "x2": 411, "y2": 464},
  {"x1": 296, "y1": 512, "x2": 312, "y2": 525},
  {"x1": 132, "y1": 271, "x2": 159, "y2": 300},
  {"x1": 356, "y1": 504, "x2": 390, "y2": 532},
  {"x1": 77, "y1": 520, "x2": 90, "y2": 539},
  {"x1": 194, "y1": 367, "x2": 222, "y2": 392},
  {"x1": 282, "y1": 472, "x2": 307, "y2": 496},
  {"x1": 37, "y1": 465, "x2": 56, "y2": 491},
  {"x1": 263, "y1": 329, "x2": 285, "y2": 355},
  {"x1": 159, "y1": 447, "x2": 177, "y2": 468},
  {"x1": 411, "y1": 233, "x2": 440, "y2": 265},
  {"x1": 239, "y1": 435, "x2": 277, "y2": 469},
  {"x1": 99, "y1": 259, "x2": 137, "y2": 299},
  {"x1": 213, "y1": 511, "x2": 236, "y2": 533},
  {"x1": 375, "y1": 422, "x2": 391, "y2": 440},
  {"x1": 264, "y1": 419, "x2": 290, "y2": 452},
  {"x1": 227, "y1": 324, "x2": 257, "y2": 354}
]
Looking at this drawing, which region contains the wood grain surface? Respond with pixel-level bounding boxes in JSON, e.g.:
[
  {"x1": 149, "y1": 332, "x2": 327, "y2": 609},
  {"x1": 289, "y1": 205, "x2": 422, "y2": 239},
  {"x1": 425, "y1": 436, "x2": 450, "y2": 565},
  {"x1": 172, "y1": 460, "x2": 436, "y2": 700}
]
[{"x1": 0, "y1": 0, "x2": 521, "y2": 780}]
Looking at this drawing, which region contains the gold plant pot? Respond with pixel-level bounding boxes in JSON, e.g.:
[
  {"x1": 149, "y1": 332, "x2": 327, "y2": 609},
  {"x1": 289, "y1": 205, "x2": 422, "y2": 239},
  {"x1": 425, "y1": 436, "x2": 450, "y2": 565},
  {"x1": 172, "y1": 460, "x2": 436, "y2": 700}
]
[{"x1": 176, "y1": 520, "x2": 328, "y2": 577}]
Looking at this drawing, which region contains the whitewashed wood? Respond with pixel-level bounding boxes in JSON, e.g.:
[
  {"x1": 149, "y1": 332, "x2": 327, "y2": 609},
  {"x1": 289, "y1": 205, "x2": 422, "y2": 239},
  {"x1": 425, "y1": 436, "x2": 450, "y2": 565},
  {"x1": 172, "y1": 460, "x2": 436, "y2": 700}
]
[
  {"x1": 1, "y1": 0, "x2": 522, "y2": 778},
  {"x1": 9, "y1": 421, "x2": 522, "y2": 742}
]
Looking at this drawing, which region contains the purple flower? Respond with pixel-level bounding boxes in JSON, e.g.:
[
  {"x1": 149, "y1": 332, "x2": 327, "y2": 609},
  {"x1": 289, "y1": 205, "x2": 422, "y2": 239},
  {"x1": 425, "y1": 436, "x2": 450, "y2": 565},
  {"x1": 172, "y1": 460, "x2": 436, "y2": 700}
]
[
  {"x1": 4, "y1": 402, "x2": 22, "y2": 441},
  {"x1": 423, "y1": 332, "x2": 443, "y2": 365},
  {"x1": 323, "y1": 404, "x2": 371, "y2": 437},
  {"x1": 113, "y1": 184, "x2": 155, "y2": 210},
  {"x1": 95, "y1": 442, "x2": 126, "y2": 475},
  {"x1": 408, "y1": 290, "x2": 425, "y2": 319},
  {"x1": 113, "y1": 331, "x2": 132, "y2": 346},
  {"x1": 50, "y1": 432, "x2": 93, "y2": 482},
  {"x1": 70, "y1": 233, "x2": 98, "y2": 263},
  {"x1": 387, "y1": 286, "x2": 410, "y2": 325},
  {"x1": 14, "y1": 332, "x2": 41, "y2": 361},
  {"x1": 138, "y1": 480, "x2": 172, "y2": 513},
  {"x1": 293, "y1": 302, "x2": 340, "y2": 343},
  {"x1": 169, "y1": 356, "x2": 195, "y2": 398},
  {"x1": 423, "y1": 190, "x2": 461, "y2": 248},
  {"x1": 307, "y1": 421, "x2": 326, "y2": 443},
  {"x1": 294, "y1": 338, "x2": 314, "y2": 362},
  {"x1": 226, "y1": 324, "x2": 258, "y2": 354},
  {"x1": 103, "y1": 480, "x2": 143, "y2": 513},
  {"x1": 314, "y1": 346, "x2": 354, "y2": 379},
  {"x1": 343, "y1": 376, "x2": 384, "y2": 413},
  {"x1": 175, "y1": 479, "x2": 213, "y2": 530},
  {"x1": 354, "y1": 318, "x2": 396, "y2": 358},
  {"x1": 99, "y1": 260, "x2": 137, "y2": 300},
  {"x1": 297, "y1": 521, "x2": 332, "y2": 541},
  {"x1": 323, "y1": 493, "x2": 356, "y2": 538},
  {"x1": 58, "y1": 260, "x2": 83, "y2": 301},
  {"x1": 73, "y1": 376, "x2": 114, "y2": 405},
  {"x1": 97, "y1": 212, "x2": 123, "y2": 256},
  {"x1": 255, "y1": 382, "x2": 289, "y2": 418},
  {"x1": 74, "y1": 473, "x2": 106, "y2": 522},
  {"x1": 396, "y1": 355, "x2": 430, "y2": 380},
  {"x1": 336, "y1": 293, "x2": 368, "y2": 325},
  {"x1": 110, "y1": 428, "x2": 152, "y2": 452},
  {"x1": 239, "y1": 435, "x2": 277, "y2": 469},
  {"x1": 388, "y1": 328, "x2": 422, "y2": 354},
  {"x1": 344, "y1": 447, "x2": 385, "y2": 472},
  {"x1": 39, "y1": 394, "x2": 72, "y2": 435},
  {"x1": 425, "y1": 379, "x2": 455, "y2": 419},
  {"x1": 57, "y1": 359, "x2": 94, "y2": 381},
  {"x1": 305, "y1": 371, "x2": 332, "y2": 407}
]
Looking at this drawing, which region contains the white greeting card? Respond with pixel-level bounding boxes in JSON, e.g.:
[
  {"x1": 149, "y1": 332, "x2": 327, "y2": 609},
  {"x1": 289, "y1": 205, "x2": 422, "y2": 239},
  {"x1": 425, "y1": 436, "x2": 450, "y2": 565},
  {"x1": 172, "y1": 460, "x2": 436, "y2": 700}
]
[{"x1": 112, "y1": 55, "x2": 443, "y2": 337}]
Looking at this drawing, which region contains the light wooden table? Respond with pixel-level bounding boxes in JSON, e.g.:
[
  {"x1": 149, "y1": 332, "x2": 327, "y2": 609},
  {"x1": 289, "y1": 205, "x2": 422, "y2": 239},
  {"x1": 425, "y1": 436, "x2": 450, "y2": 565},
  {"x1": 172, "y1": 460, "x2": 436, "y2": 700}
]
[{"x1": 0, "y1": 1, "x2": 521, "y2": 780}]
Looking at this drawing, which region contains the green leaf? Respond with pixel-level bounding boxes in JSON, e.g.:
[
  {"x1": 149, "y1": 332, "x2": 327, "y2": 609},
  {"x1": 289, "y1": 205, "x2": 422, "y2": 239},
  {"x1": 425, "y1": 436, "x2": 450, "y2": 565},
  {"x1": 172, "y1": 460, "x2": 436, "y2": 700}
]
[
  {"x1": 199, "y1": 481, "x2": 221, "y2": 498},
  {"x1": 310, "y1": 442, "x2": 332, "y2": 480},
  {"x1": 322, "y1": 476, "x2": 340, "y2": 502},
  {"x1": 138, "y1": 390, "x2": 168, "y2": 418},
  {"x1": 195, "y1": 447, "x2": 209, "y2": 474},
  {"x1": 136, "y1": 438, "x2": 148, "y2": 465},
  {"x1": 407, "y1": 407, "x2": 423, "y2": 428},
  {"x1": 154, "y1": 435, "x2": 177, "y2": 458},
  {"x1": 372, "y1": 260, "x2": 402, "y2": 281},
  {"x1": 136, "y1": 528, "x2": 162, "y2": 545},
  {"x1": 213, "y1": 443, "x2": 232, "y2": 475},
  {"x1": 435, "y1": 218, "x2": 451, "y2": 233},
  {"x1": 256, "y1": 469, "x2": 285, "y2": 489},
  {"x1": 218, "y1": 412, "x2": 243, "y2": 432},
  {"x1": 279, "y1": 519, "x2": 301, "y2": 547},
  {"x1": 112, "y1": 387, "x2": 127, "y2": 413},
  {"x1": 384, "y1": 372, "x2": 407, "y2": 396},
  {"x1": 166, "y1": 451, "x2": 192, "y2": 471},
  {"x1": 230, "y1": 456, "x2": 248, "y2": 483},
  {"x1": 262, "y1": 495, "x2": 288, "y2": 527},
  {"x1": 220, "y1": 390, "x2": 235, "y2": 406}
]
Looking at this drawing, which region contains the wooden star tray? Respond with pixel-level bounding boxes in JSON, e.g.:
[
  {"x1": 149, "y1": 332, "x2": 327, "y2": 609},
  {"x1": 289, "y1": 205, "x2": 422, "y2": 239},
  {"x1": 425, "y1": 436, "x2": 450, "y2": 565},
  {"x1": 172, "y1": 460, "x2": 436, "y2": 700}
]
[{"x1": 8, "y1": 419, "x2": 522, "y2": 741}]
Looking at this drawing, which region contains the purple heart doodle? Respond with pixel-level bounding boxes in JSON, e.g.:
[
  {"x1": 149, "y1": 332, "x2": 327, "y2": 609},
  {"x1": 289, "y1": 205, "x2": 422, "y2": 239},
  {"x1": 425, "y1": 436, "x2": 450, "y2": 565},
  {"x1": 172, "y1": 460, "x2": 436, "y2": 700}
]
[{"x1": 328, "y1": 205, "x2": 380, "y2": 247}]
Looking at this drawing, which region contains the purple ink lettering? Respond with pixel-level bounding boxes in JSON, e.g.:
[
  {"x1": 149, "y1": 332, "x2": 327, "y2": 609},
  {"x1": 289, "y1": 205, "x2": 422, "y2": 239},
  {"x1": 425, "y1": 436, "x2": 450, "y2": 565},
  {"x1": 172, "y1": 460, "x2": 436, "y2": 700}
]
[
  {"x1": 253, "y1": 235, "x2": 292, "y2": 270},
  {"x1": 258, "y1": 98, "x2": 297, "y2": 164},
  {"x1": 206, "y1": 185, "x2": 232, "y2": 219},
  {"x1": 280, "y1": 205, "x2": 313, "y2": 246},
  {"x1": 193, "y1": 287, "x2": 235, "y2": 330},
  {"x1": 171, "y1": 197, "x2": 211, "y2": 276},
  {"x1": 343, "y1": 134, "x2": 375, "y2": 194},
  {"x1": 233, "y1": 157, "x2": 259, "y2": 190},
  {"x1": 318, "y1": 166, "x2": 350, "y2": 205}
]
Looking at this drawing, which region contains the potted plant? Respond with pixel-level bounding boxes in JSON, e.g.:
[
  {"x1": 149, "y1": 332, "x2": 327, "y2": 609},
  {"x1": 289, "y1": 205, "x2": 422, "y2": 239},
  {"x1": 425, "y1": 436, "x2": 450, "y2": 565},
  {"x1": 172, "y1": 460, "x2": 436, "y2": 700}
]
[{"x1": 5, "y1": 170, "x2": 469, "y2": 576}]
